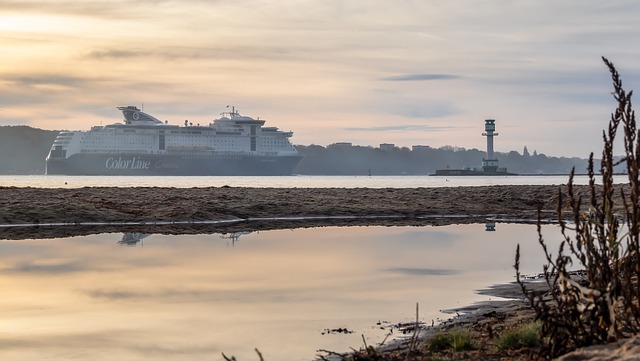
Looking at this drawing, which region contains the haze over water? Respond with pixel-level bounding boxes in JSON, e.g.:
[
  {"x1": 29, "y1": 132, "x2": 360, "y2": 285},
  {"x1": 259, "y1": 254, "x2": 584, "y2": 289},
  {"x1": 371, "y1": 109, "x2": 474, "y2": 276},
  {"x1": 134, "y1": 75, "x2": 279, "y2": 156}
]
[{"x1": 0, "y1": 173, "x2": 620, "y2": 359}]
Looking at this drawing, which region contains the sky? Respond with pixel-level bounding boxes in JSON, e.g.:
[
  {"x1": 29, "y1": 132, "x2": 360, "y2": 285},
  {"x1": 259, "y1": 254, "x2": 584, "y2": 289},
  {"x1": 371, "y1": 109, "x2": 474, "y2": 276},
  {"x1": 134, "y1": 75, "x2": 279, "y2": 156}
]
[{"x1": 1, "y1": 0, "x2": 640, "y2": 158}]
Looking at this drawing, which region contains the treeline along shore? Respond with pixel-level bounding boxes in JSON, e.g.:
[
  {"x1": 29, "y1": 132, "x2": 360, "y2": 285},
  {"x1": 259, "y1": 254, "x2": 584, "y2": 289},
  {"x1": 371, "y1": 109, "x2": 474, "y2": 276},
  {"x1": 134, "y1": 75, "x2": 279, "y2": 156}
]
[
  {"x1": 0, "y1": 184, "x2": 618, "y2": 240},
  {"x1": 0, "y1": 125, "x2": 598, "y2": 175}
]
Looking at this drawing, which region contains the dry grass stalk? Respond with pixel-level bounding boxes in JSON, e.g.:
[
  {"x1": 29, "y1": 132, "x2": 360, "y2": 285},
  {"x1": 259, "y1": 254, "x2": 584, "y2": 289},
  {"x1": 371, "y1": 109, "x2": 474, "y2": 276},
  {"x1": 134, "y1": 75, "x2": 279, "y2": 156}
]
[{"x1": 516, "y1": 56, "x2": 640, "y2": 358}]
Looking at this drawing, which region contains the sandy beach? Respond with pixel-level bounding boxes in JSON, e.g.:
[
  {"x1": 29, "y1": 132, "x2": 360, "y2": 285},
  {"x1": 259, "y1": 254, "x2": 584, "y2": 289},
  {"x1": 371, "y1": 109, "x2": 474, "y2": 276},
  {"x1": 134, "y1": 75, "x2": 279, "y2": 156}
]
[{"x1": 0, "y1": 184, "x2": 597, "y2": 240}]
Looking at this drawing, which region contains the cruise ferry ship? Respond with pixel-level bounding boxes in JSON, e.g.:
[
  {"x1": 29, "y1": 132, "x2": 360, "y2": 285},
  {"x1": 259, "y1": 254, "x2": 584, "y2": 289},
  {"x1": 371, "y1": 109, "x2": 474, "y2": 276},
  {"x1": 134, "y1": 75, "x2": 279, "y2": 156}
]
[{"x1": 46, "y1": 106, "x2": 303, "y2": 175}]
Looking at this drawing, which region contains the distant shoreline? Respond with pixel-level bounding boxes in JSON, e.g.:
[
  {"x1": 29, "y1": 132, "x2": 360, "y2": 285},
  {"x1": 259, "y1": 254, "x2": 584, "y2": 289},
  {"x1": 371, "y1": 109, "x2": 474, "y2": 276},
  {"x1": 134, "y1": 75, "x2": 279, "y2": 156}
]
[{"x1": 432, "y1": 172, "x2": 625, "y2": 176}]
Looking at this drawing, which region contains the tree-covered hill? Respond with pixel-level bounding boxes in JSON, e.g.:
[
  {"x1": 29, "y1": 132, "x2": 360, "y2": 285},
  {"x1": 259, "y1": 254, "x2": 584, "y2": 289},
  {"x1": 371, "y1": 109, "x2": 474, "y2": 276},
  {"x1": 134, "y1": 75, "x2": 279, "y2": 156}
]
[
  {"x1": 294, "y1": 144, "x2": 591, "y2": 175},
  {"x1": 0, "y1": 126, "x2": 58, "y2": 174}
]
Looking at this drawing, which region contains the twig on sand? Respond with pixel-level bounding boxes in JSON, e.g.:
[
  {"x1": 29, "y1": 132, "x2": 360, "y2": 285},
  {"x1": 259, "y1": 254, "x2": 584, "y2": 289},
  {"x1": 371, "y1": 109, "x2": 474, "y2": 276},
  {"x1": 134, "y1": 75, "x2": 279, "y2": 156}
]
[
  {"x1": 221, "y1": 353, "x2": 236, "y2": 361},
  {"x1": 222, "y1": 348, "x2": 264, "y2": 361},
  {"x1": 404, "y1": 302, "x2": 420, "y2": 361},
  {"x1": 254, "y1": 348, "x2": 264, "y2": 361},
  {"x1": 316, "y1": 348, "x2": 345, "y2": 360}
]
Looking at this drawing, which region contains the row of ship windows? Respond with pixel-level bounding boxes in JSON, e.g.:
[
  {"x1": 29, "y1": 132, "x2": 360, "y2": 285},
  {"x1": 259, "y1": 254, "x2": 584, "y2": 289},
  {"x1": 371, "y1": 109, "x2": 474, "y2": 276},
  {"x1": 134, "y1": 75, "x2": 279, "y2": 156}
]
[
  {"x1": 83, "y1": 140, "x2": 244, "y2": 145},
  {"x1": 87, "y1": 134, "x2": 285, "y2": 140},
  {"x1": 81, "y1": 145, "x2": 289, "y2": 152},
  {"x1": 85, "y1": 136, "x2": 255, "y2": 141},
  {"x1": 94, "y1": 132, "x2": 283, "y2": 138},
  {"x1": 181, "y1": 155, "x2": 243, "y2": 160},
  {"x1": 81, "y1": 139, "x2": 286, "y2": 146},
  {"x1": 81, "y1": 146, "x2": 288, "y2": 152}
]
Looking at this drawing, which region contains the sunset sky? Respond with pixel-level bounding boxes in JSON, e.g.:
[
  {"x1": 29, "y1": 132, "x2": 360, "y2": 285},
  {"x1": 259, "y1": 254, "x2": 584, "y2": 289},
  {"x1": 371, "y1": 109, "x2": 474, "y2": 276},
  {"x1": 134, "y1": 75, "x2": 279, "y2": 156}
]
[{"x1": 1, "y1": 0, "x2": 639, "y2": 157}]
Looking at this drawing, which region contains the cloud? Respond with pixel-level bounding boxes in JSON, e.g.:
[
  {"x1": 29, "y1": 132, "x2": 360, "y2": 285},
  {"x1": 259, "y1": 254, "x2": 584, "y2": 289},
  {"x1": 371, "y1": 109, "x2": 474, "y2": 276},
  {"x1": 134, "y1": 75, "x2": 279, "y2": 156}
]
[
  {"x1": 360, "y1": 97, "x2": 461, "y2": 119},
  {"x1": 0, "y1": 71, "x2": 187, "y2": 109},
  {"x1": 84, "y1": 49, "x2": 156, "y2": 60},
  {"x1": 0, "y1": 0, "x2": 188, "y2": 20},
  {"x1": 7, "y1": 260, "x2": 84, "y2": 274},
  {"x1": 0, "y1": 117, "x2": 37, "y2": 126},
  {"x1": 86, "y1": 289, "x2": 145, "y2": 300},
  {"x1": 84, "y1": 286, "x2": 314, "y2": 303},
  {"x1": 380, "y1": 74, "x2": 460, "y2": 82},
  {"x1": 0, "y1": 329, "x2": 220, "y2": 356},
  {"x1": 398, "y1": 104, "x2": 460, "y2": 118},
  {"x1": 83, "y1": 47, "x2": 222, "y2": 61},
  {"x1": 82, "y1": 44, "x2": 301, "y2": 63},
  {"x1": 3, "y1": 74, "x2": 92, "y2": 88},
  {"x1": 0, "y1": 73, "x2": 113, "y2": 114},
  {"x1": 344, "y1": 124, "x2": 456, "y2": 132}
]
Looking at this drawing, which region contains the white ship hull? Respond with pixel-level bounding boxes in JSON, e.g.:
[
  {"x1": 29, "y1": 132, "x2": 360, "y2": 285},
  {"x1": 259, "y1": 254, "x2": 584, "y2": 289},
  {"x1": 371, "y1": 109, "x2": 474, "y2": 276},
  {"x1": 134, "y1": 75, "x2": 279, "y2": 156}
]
[
  {"x1": 47, "y1": 152, "x2": 302, "y2": 176},
  {"x1": 46, "y1": 106, "x2": 303, "y2": 176}
]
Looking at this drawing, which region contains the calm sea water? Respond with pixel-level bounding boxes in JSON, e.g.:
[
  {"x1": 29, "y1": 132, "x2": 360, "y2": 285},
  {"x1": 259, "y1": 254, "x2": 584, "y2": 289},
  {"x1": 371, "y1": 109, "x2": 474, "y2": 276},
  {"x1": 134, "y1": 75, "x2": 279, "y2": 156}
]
[
  {"x1": 0, "y1": 174, "x2": 630, "y2": 188},
  {"x1": 0, "y1": 224, "x2": 566, "y2": 361},
  {"x1": 0, "y1": 174, "x2": 607, "y2": 360}
]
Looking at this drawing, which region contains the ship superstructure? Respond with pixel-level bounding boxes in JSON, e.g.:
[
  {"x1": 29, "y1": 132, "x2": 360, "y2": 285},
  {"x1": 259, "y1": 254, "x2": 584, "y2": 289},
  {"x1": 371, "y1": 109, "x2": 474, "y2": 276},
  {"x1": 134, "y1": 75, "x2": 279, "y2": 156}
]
[{"x1": 46, "y1": 106, "x2": 302, "y2": 175}]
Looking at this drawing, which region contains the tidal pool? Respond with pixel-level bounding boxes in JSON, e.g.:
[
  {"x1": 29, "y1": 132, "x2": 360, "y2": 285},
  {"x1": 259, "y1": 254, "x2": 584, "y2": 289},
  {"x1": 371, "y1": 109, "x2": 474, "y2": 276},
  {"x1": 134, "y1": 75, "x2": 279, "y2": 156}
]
[{"x1": 0, "y1": 223, "x2": 563, "y2": 361}]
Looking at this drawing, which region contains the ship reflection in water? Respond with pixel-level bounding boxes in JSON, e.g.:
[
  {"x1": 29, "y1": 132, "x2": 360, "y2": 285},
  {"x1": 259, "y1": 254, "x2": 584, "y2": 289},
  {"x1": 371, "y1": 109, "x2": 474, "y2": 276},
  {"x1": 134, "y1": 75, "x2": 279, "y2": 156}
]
[
  {"x1": 118, "y1": 233, "x2": 151, "y2": 246},
  {"x1": 118, "y1": 231, "x2": 254, "y2": 246},
  {"x1": 0, "y1": 224, "x2": 564, "y2": 361},
  {"x1": 220, "y1": 231, "x2": 253, "y2": 246}
]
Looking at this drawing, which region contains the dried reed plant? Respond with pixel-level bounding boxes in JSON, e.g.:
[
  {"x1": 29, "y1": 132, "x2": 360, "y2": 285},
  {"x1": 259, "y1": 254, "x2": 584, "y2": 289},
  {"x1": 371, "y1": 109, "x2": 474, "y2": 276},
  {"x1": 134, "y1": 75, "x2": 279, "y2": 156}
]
[{"x1": 516, "y1": 56, "x2": 640, "y2": 358}]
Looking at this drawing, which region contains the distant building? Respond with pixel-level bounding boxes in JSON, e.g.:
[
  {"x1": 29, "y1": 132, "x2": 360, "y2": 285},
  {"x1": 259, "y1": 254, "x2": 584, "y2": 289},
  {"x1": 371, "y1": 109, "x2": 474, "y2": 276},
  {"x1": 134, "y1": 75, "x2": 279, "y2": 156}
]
[
  {"x1": 412, "y1": 145, "x2": 430, "y2": 151},
  {"x1": 331, "y1": 142, "x2": 353, "y2": 148},
  {"x1": 379, "y1": 143, "x2": 396, "y2": 151}
]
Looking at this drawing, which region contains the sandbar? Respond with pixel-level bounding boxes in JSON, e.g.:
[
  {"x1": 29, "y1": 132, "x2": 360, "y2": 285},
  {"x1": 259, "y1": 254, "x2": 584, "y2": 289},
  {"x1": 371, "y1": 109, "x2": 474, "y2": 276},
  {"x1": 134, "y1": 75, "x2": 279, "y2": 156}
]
[{"x1": 0, "y1": 184, "x2": 606, "y2": 240}]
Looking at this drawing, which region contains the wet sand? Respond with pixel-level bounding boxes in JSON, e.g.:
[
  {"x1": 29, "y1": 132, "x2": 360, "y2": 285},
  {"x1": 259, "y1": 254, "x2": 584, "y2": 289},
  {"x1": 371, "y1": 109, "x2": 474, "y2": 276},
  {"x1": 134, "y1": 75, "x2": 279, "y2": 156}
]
[{"x1": 0, "y1": 184, "x2": 610, "y2": 240}]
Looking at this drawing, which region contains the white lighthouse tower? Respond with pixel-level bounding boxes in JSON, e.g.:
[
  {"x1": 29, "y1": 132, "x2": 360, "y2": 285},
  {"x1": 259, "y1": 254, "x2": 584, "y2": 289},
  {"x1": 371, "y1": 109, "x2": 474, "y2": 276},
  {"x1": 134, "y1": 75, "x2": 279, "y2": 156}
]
[{"x1": 482, "y1": 119, "x2": 499, "y2": 173}]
